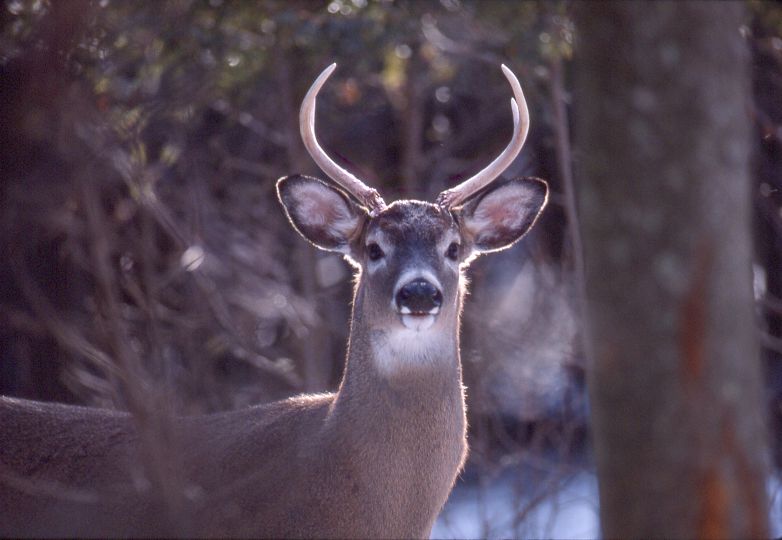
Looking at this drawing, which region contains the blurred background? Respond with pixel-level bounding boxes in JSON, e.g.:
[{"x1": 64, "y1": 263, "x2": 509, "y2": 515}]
[{"x1": 1, "y1": 1, "x2": 781, "y2": 537}]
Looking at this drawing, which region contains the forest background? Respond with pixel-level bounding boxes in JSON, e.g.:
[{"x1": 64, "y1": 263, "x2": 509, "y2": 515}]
[{"x1": 2, "y1": 1, "x2": 781, "y2": 537}]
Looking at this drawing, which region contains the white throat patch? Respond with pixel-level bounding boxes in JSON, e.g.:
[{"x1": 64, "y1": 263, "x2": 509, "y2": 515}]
[{"x1": 370, "y1": 325, "x2": 450, "y2": 376}]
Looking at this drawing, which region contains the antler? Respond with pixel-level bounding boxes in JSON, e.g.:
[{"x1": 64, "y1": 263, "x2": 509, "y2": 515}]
[
  {"x1": 436, "y1": 64, "x2": 530, "y2": 209},
  {"x1": 300, "y1": 63, "x2": 387, "y2": 215}
]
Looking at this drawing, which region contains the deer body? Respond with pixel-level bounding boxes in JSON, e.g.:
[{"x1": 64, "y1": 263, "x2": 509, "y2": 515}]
[
  {"x1": 0, "y1": 64, "x2": 547, "y2": 538},
  {"x1": 2, "y1": 354, "x2": 464, "y2": 538}
]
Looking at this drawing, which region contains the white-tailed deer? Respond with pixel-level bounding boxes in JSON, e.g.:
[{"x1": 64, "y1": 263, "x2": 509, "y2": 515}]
[{"x1": 0, "y1": 64, "x2": 547, "y2": 538}]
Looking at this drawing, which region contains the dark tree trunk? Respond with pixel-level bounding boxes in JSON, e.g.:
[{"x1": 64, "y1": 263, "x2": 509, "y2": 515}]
[
  {"x1": 0, "y1": 0, "x2": 91, "y2": 401},
  {"x1": 574, "y1": 2, "x2": 769, "y2": 537}
]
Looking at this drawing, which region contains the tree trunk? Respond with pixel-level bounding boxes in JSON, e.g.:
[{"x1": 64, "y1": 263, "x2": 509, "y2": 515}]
[{"x1": 573, "y1": 2, "x2": 769, "y2": 537}]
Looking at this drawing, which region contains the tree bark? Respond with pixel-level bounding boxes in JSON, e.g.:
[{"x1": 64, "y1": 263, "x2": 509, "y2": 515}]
[{"x1": 573, "y1": 2, "x2": 769, "y2": 538}]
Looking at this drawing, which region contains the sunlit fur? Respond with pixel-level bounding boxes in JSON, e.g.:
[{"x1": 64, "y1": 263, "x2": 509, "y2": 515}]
[
  {"x1": 0, "y1": 177, "x2": 546, "y2": 539},
  {"x1": 343, "y1": 201, "x2": 463, "y2": 369}
]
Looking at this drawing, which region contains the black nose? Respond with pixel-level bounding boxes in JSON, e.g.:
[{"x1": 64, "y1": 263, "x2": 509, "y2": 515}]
[{"x1": 396, "y1": 279, "x2": 443, "y2": 313}]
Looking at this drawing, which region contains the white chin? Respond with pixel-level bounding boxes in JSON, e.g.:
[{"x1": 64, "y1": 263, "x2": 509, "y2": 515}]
[{"x1": 401, "y1": 314, "x2": 435, "y2": 331}]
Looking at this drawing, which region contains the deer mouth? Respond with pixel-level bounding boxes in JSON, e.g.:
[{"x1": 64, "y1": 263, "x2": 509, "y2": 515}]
[
  {"x1": 394, "y1": 275, "x2": 442, "y2": 331},
  {"x1": 399, "y1": 306, "x2": 439, "y2": 331}
]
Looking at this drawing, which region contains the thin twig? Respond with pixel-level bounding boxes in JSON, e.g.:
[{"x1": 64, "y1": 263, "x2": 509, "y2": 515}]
[{"x1": 550, "y1": 48, "x2": 589, "y2": 358}]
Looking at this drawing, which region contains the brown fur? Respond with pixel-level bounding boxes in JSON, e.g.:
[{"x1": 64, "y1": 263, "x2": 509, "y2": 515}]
[
  {"x1": 0, "y1": 177, "x2": 546, "y2": 538},
  {"x1": 0, "y1": 285, "x2": 466, "y2": 538}
]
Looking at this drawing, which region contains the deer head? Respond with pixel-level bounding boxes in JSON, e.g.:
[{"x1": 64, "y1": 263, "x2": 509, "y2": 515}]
[{"x1": 277, "y1": 64, "x2": 548, "y2": 337}]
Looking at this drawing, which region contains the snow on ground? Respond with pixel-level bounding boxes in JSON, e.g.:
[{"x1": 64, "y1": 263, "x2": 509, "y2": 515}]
[
  {"x1": 434, "y1": 472, "x2": 782, "y2": 539},
  {"x1": 770, "y1": 474, "x2": 782, "y2": 537},
  {"x1": 432, "y1": 471, "x2": 599, "y2": 539}
]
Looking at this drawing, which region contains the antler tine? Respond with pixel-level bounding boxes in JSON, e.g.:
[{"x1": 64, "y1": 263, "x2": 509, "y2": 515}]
[
  {"x1": 436, "y1": 64, "x2": 530, "y2": 209},
  {"x1": 300, "y1": 63, "x2": 387, "y2": 215}
]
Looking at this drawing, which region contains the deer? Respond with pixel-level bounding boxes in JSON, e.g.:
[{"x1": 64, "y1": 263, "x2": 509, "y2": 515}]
[{"x1": 0, "y1": 63, "x2": 547, "y2": 538}]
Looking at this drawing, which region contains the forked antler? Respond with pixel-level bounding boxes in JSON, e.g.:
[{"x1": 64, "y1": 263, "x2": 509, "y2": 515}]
[
  {"x1": 435, "y1": 64, "x2": 530, "y2": 209},
  {"x1": 300, "y1": 63, "x2": 387, "y2": 215}
]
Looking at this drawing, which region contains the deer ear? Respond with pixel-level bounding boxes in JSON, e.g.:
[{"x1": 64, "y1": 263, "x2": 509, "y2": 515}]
[
  {"x1": 277, "y1": 175, "x2": 367, "y2": 252},
  {"x1": 457, "y1": 177, "x2": 548, "y2": 253}
]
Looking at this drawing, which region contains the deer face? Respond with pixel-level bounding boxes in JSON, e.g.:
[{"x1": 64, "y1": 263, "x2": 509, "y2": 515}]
[
  {"x1": 277, "y1": 62, "x2": 547, "y2": 335},
  {"x1": 362, "y1": 201, "x2": 458, "y2": 332},
  {"x1": 277, "y1": 175, "x2": 547, "y2": 333}
]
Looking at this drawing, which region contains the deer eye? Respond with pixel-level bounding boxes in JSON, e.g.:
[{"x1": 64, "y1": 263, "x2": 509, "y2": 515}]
[
  {"x1": 446, "y1": 242, "x2": 460, "y2": 261},
  {"x1": 367, "y1": 243, "x2": 385, "y2": 261}
]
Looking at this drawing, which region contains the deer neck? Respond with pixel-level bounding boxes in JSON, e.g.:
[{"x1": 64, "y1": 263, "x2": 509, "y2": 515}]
[{"x1": 334, "y1": 279, "x2": 465, "y2": 418}]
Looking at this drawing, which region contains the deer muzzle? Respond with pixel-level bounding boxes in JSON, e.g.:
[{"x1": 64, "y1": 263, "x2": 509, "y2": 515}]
[{"x1": 396, "y1": 279, "x2": 442, "y2": 316}]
